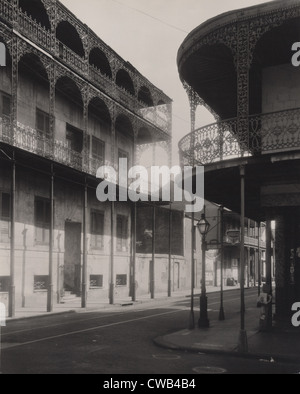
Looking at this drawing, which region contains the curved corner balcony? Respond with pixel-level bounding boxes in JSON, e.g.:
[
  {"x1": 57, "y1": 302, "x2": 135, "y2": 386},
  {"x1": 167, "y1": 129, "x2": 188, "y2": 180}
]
[{"x1": 179, "y1": 108, "x2": 300, "y2": 167}]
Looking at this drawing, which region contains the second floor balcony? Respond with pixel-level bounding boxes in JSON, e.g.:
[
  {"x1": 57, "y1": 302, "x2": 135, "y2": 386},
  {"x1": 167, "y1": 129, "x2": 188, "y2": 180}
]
[
  {"x1": 0, "y1": 116, "x2": 116, "y2": 176},
  {"x1": 179, "y1": 108, "x2": 300, "y2": 167},
  {"x1": 0, "y1": 0, "x2": 172, "y2": 137}
]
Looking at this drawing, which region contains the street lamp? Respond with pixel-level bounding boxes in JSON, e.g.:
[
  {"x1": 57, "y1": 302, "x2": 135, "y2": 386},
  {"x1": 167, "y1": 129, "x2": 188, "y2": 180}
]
[{"x1": 197, "y1": 213, "x2": 210, "y2": 328}]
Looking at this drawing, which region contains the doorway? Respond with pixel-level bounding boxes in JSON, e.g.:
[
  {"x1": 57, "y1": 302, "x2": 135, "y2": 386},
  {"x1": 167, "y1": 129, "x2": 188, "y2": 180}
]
[
  {"x1": 149, "y1": 260, "x2": 154, "y2": 295},
  {"x1": 64, "y1": 222, "x2": 82, "y2": 295},
  {"x1": 173, "y1": 262, "x2": 180, "y2": 291}
]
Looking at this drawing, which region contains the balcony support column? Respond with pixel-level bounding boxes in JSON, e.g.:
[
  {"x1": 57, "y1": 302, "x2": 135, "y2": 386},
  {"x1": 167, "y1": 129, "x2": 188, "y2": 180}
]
[
  {"x1": 109, "y1": 201, "x2": 115, "y2": 305},
  {"x1": 83, "y1": 91, "x2": 89, "y2": 171},
  {"x1": 265, "y1": 218, "x2": 273, "y2": 331},
  {"x1": 238, "y1": 165, "x2": 248, "y2": 353},
  {"x1": 82, "y1": 181, "x2": 88, "y2": 308},
  {"x1": 130, "y1": 130, "x2": 138, "y2": 302},
  {"x1": 236, "y1": 21, "x2": 250, "y2": 155},
  {"x1": 11, "y1": 36, "x2": 18, "y2": 128},
  {"x1": 168, "y1": 204, "x2": 172, "y2": 298},
  {"x1": 258, "y1": 223, "x2": 261, "y2": 296},
  {"x1": 247, "y1": 247, "x2": 251, "y2": 288},
  {"x1": 47, "y1": 165, "x2": 54, "y2": 313},
  {"x1": 9, "y1": 151, "x2": 16, "y2": 318},
  {"x1": 109, "y1": 109, "x2": 116, "y2": 306},
  {"x1": 49, "y1": 63, "x2": 55, "y2": 153},
  {"x1": 11, "y1": 0, "x2": 18, "y2": 28},
  {"x1": 150, "y1": 204, "x2": 156, "y2": 300},
  {"x1": 253, "y1": 223, "x2": 257, "y2": 288}
]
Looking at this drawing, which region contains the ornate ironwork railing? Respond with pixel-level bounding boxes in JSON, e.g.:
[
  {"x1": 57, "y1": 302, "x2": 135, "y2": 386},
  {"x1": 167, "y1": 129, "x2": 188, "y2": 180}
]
[
  {"x1": 0, "y1": 0, "x2": 172, "y2": 140},
  {"x1": 89, "y1": 65, "x2": 113, "y2": 93},
  {"x1": 18, "y1": 10, "x2": 51, "y2": 50},
  {"x1": 179, "y1": 108, "x2": 300, "y2": 166},
  {"x1": 0, "y1": 0, "x2": 12, "y2": 23},
  {"x1": 0, "y1": 117, "x2": 116, "y2": 176},
  {"x1": 138, "y1": 105, "x2": 171, "y2": 135},
  {"x1": 115, "y1": 85, "x2": 137, "y2": 109},
  {"x1": 56, "y1": 40, "x2": 87, "y2": 75}
]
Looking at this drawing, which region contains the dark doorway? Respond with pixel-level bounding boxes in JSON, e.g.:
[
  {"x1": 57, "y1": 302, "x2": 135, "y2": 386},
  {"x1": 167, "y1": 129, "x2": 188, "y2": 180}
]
[
  {"x1": 173, "y1": 262, "x2": 180, "y2": 291},
  {"x1": 64, "y1": 222, "x2": 82, "y2": 295},
  {"x1": 149, "y1": 260, "x2": 154, "y2": 295}
]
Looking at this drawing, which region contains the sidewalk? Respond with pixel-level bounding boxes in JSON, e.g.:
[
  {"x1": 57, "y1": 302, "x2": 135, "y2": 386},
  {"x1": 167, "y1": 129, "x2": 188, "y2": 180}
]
[
  {"x1": 6, "y1": 285, "x2": 239, "y2": 322},
  {"x1": 154, "y1": 305, "x2": 300, "y2": 364}
]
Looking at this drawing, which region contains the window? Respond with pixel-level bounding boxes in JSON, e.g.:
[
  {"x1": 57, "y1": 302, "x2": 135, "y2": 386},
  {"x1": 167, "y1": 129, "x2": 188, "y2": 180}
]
[
  {"x1": 2, "y1": 94, "x2": 11, "y2": 117},
  {"x1": 66, "y1": 124, "x2": 83, "y2": 153},
  {"x1": 91, "y1": 210, "x2": 104, "y2": 249},
  {"x1": 90, "y1": 275, "x2": 103, "y2": 289},
  {"x1": 36, "y1": 109, "x2": 50, "y2": 137},
  {"x1": 35, "y1": 198, "x2": 51, "y2": 245},
  {"x1": 117, "y1": 215, "x2": 128, "y2": 252},
  {"x1": 0, "y1": 193, "x2": 10, "y2": 243},
  {"x1": 92, "y1": 136, "x2": 105, "y2": 164},
  {"x1": 0, "y1": 276, "x2": 9, "y2": 292},
  {"x1": 116, "y1": 274, "x2": 127, "y2": 287},
  {"x1": 34, "y1": 275, "x2": 49, "y2": 292}
]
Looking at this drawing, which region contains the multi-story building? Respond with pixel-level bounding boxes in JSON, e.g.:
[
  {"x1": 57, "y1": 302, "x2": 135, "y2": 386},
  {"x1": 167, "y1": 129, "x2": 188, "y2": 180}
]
[
  {"x1": 0, "y1": 0, "x2": 177, "y2": 315},
  {"x1": 204, "y1": 202, "x2": 268, "y2": 287},
  {"x1": 178, "y1": 0, "x2": 300, "y2": 325}
]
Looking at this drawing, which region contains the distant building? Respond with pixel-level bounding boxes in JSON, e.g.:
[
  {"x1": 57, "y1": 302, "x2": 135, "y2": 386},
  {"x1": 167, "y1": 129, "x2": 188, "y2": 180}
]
[{"x1": 205, "y1": 202, "x2": 269, "y2": 287}]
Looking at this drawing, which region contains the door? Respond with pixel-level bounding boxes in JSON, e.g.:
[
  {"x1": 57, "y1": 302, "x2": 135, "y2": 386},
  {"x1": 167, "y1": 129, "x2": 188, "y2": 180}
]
[
  {"x1": 64, "y1": 222, "x2": 82, "y2": 295},
  {"x1": 173, "y1": 262, "x2": 180, "y2": 291},
  {"x1": 149, "y1": 260, "x2": 154, "y2": 295}
]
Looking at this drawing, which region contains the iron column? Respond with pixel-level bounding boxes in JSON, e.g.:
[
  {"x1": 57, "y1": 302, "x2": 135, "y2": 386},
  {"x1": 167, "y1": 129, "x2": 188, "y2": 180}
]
[
  {"x1": 238, "y1": 165, "x2": 248, "y2": 353},
  {"x1": 219, "y1": 206, "x2": 225, "y2": 321}
]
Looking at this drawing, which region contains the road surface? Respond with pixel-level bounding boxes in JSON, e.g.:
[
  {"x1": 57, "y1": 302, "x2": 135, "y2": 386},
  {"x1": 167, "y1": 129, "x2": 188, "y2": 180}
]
[{"x1": 1, "y1": 288, "x2": 298, "y2": 374}]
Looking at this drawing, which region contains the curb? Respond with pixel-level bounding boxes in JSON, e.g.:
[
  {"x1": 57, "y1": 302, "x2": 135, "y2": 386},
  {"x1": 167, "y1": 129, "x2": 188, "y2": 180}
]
[
  {"x1": 4, "y1": 295, "x2": 187, "y2": 323},
  {"x1": 6, "y1": 309, "x2": 77, "y2": 323},
  {"x1": 153, "y1": 335, "x2": 300, "y2": 365},
  {"x1": 4, "y1": 288, "x2": 254, "y2": 324}
]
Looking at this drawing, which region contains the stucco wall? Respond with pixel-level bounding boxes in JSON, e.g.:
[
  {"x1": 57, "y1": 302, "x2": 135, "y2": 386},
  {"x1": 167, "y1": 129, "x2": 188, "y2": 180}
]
[
  {"x1": 135, "y1": 255, "x2": 188, "y2": 296},
  {"x1": 0, "y1": 164, "x2": 132, "y2": 308}
]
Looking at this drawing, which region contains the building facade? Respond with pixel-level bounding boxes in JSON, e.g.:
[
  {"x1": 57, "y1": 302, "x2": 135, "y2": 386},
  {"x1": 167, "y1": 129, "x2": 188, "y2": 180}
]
[
  {"x1": 196, "y1": 202, "x2": 268, "y2": 289},
  {"x1": 0, "y1": 0, "x2": 184, "y2": 315},
  {"x1": 178, "y1": 0, "x2": 300, "y2": 325}
]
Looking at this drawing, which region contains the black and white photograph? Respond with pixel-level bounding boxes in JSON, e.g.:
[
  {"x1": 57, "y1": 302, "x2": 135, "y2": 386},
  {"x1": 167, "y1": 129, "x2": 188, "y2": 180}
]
[{"x1": 0, "y1": 0, "x2": 300, "y2": 376}]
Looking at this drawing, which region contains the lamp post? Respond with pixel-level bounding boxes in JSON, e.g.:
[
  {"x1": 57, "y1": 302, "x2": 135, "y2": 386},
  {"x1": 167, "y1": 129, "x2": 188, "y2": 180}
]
[
  {"x1": 189, "y1": 210, "x2": 195, "y2": 330},
  {"x1": 198, "y1": 213, "x2": 210, "y2": 328}
]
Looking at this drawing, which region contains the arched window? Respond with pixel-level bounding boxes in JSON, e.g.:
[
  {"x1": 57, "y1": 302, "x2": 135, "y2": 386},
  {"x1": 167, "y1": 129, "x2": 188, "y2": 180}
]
[
  {"x1": 138, "y1": 86, "x2": 153, "y2": 107},
  {"x1": 56, "y1": 21, "x2": 85, "y2": 58},
  {"x1": 89, "y1": 48, "x2": 112, "y2": 79},
  {"x1": 115, "y1": 115, "x2": 134, "y2": 138},
  {"x1": 116, "y1": 70, "x2": 135, "y2": 96},
  {"x1": 19, "y1": 0, "x2": 51, "y2": 30}
]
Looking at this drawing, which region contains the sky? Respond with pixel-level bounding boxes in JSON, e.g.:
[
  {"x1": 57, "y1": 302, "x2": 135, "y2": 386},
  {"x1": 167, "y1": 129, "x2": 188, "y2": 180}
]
[{"x1": 60, "y1": 0, "x2": 273, "y2": 164}]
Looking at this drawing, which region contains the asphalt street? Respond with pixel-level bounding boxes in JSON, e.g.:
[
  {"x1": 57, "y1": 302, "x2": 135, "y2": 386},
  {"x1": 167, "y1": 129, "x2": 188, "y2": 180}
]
[{"x1": 1, "y1": 288, "x2": 299, "y2": 374}]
